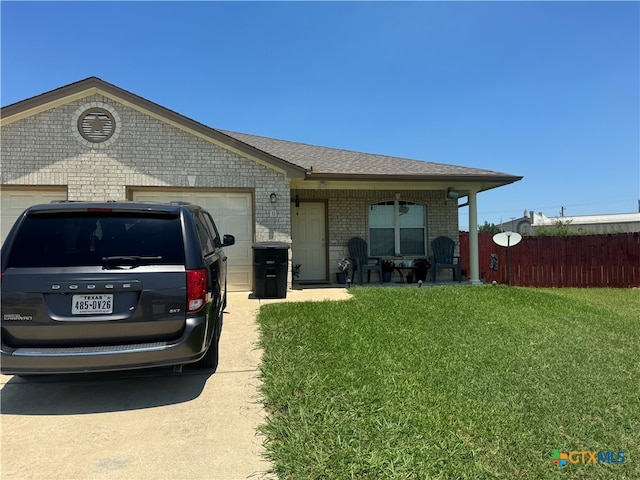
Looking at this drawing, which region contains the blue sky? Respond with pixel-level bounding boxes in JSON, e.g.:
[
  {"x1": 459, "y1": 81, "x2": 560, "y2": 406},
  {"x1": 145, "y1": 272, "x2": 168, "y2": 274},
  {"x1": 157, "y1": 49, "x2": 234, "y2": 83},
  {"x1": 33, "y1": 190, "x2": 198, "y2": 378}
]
[{"x1": 2, "y1": 1, "x2": 638, "y2": 229}]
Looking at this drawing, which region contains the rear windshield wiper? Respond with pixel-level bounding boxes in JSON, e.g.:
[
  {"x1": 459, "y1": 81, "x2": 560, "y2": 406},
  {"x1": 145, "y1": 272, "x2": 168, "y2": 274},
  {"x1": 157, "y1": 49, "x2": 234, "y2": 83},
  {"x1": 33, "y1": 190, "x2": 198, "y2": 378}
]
[{"x1": 102, "y1": 256, "x2": 163, "y2": 269}]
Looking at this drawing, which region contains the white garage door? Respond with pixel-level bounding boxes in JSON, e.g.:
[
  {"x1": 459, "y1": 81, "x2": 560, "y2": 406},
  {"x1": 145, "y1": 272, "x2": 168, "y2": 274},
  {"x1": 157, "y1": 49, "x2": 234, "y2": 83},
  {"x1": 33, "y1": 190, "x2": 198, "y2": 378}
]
[
  {"x1": 131, "y1": 190, "x2": 253, "y2": 292},
  {"x1": 1, "y1": 187, "x2": 67, "y2": 244}
]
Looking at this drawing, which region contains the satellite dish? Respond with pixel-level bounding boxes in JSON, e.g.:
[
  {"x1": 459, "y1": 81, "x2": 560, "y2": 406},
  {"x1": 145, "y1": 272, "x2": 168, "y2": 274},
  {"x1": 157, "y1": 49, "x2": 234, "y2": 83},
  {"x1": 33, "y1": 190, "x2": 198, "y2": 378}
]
[
  {"x1": 492, "y1": 231, "x2": 522, "y2": 248},
  {"x1": 492, "y1": 231, "x2": 522, "y2": 286}
]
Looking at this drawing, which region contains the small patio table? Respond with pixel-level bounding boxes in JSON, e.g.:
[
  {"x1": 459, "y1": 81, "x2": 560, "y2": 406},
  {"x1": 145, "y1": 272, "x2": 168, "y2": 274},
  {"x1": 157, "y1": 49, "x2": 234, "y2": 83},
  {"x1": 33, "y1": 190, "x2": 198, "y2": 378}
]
[{"x1": 394, "y1": 266, "x2": 416, "y2": 284}]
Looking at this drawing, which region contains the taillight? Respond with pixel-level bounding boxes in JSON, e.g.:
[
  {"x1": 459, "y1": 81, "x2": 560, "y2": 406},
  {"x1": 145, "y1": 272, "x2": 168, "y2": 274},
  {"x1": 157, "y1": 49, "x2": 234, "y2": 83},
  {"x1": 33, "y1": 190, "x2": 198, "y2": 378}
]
[{"x1": 186, "y1": 268, "x2": 207, "y2": 312}]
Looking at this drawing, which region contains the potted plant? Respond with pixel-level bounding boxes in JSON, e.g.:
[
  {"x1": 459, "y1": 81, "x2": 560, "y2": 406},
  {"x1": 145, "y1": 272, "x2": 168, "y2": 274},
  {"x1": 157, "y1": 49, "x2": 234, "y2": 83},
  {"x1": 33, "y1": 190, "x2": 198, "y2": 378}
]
[
  {"x1": 336, "y1": 258, "x2": 350, "y2": 284},
  {"x1": 413, "y1": 258, "x2": 431, "y2": 282},
  {"x1": 292, "y1": 264, "x2": 301, "y2": 281},
  {"x1": 381, "y1": 259, "x2": 395, "y2": 283}
]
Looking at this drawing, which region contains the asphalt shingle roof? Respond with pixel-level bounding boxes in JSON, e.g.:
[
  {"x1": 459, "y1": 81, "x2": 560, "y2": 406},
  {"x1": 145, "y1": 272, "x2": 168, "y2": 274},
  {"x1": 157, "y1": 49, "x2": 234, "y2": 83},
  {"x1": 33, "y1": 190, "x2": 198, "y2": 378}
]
[{"x1": 219, "y1": 130, "x2": 514, "y2": 179}]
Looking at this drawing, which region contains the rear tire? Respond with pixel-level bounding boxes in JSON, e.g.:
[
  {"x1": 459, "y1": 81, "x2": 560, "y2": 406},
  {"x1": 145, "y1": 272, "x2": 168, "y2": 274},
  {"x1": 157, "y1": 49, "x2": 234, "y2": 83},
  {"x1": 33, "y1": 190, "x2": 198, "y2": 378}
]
[{"x1": 194, "y1": 310, "x2": 222, "y2": 371}]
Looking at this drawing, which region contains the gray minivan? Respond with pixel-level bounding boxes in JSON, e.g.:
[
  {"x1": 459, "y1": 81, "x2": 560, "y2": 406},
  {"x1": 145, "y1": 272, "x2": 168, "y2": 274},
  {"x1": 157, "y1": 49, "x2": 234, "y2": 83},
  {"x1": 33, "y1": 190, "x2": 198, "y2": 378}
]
[{"x1": 0, "y1": 201, "x2": 234, "y2": 375}]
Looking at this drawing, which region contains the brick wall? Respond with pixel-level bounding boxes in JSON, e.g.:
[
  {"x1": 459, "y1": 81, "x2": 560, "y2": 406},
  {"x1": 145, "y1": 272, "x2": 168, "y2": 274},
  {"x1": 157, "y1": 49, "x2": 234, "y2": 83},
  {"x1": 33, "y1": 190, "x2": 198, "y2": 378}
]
[
  {"x1": 292, "y1": 188, "x2": 459, "y2": 282},
  {"x1": 1, "y1": 93, "x2": 291, "y2": 244}
]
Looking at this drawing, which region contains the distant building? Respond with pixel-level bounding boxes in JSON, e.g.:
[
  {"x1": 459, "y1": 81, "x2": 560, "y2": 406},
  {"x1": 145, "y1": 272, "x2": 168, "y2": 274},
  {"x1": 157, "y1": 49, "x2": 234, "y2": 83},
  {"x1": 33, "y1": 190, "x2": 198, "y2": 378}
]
[
  {"x1": 531, "y1": 211, "x2": 640, "y2": 234},
  {"x1": 497, "y1": 213, "x2": 533, "y2": 235},
  {"x1": 496, "y1": 209, "x2": 640, "y2": 235}
]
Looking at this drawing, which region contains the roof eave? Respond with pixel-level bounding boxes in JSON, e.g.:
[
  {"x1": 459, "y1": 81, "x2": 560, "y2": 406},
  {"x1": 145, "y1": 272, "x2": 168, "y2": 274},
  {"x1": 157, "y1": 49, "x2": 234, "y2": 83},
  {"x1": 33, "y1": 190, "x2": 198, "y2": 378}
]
[{"x1": 306, "y1": 172, "x2": 523, "y2": 185}]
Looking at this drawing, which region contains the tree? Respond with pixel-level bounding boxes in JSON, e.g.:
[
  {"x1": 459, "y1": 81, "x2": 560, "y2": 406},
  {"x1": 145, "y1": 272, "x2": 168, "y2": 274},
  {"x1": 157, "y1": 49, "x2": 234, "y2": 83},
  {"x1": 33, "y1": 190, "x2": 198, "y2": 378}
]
[
  {"x1": 534, "y1": 220, "x2": 587, "y2": 236},
  {"x1": 478, "y1": 221, "x2": 501, "y2": 234}
]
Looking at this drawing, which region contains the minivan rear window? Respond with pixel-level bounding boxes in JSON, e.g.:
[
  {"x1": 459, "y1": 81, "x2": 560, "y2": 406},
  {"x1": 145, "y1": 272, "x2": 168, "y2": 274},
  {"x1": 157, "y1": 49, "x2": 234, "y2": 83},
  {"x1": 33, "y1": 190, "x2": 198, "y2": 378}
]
[{"x1": 5, "y1": 212, "x2": 185, "y2": 268}]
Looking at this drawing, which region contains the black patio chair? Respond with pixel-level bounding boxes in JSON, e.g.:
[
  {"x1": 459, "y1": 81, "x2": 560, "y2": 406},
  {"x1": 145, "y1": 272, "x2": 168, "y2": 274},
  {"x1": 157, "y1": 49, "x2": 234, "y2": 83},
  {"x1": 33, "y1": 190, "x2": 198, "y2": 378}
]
[
  {"x1": 430, "y1": 236, "x2": 462, "y2": 282},
  {"x1": 347, "y1": 237, "x2": 383, "y2": 284}
]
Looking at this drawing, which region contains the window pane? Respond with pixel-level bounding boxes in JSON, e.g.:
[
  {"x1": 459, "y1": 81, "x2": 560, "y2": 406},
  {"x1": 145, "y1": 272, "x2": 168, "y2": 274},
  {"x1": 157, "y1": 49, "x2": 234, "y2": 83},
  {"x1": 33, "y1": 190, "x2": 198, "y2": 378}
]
[
  {"x1": 369, "y1": 203, "x2": 394, "y2": 227},
  {"x1": 398, "y1": 202, "x2": 424, "y2": 227},
  {"x1": 400, "y1": 228, "x2": 425, "y2": 255},
  {"x1": 370, "y1": 228, "x2": 395, "y2": 256},
  {"x1": 195, "y1": 215, "x2": 215, "y2": 256}
]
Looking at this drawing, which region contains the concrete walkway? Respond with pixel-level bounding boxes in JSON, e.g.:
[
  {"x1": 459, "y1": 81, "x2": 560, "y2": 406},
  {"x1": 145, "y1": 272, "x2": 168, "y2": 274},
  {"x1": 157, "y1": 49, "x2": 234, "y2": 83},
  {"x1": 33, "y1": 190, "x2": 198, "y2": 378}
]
[{"x1": 0, "y1": 287, "x2": 351, "y2": 480}]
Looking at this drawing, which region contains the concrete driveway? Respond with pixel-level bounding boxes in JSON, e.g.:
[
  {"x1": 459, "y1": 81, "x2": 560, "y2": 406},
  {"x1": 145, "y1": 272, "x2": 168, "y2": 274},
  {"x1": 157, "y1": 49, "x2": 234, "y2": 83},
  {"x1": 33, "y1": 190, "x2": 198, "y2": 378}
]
[{"x1": 0, "y1": 287, "x2": 351, "y2": 480}]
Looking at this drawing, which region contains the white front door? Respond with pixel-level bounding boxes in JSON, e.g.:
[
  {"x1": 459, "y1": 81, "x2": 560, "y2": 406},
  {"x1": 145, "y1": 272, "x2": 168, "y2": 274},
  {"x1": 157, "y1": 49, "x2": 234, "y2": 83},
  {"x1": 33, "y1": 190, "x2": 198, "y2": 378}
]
[{"x1": 292, "y1": 202, "x2": 327, "y2": 282}]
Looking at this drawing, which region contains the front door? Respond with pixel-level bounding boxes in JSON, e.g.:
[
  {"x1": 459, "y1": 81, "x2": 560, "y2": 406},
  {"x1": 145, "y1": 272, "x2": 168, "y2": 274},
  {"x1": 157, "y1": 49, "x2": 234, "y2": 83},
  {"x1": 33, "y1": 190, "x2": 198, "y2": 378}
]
[{"x1": 291, "y1": 202, "x2": 327, "y2": 282}]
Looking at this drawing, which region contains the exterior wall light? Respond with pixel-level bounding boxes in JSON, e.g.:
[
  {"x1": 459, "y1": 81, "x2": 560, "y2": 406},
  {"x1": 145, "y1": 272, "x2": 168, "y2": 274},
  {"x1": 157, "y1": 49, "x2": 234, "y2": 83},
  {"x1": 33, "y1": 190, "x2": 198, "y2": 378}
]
[
  {"x1": 447, "y1": 188, "x2": 459, "y2": 200},
  {"x1": 270, "y1": 193, "x2": 277, "y2": 203}
]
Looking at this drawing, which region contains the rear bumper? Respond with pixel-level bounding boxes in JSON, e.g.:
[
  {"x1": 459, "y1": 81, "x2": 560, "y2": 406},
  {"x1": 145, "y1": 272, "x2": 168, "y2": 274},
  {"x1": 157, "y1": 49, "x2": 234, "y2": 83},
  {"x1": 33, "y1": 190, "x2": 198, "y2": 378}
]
[{"x1": 0, "y1": 316, "x2": 211, "y2": 375}]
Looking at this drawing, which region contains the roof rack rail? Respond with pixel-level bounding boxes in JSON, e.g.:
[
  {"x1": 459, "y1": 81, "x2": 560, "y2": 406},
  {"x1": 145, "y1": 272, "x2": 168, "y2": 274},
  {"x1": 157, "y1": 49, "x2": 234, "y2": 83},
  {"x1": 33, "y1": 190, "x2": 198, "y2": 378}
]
[
  {"x1": 49, "y1": 200, "x2": 120, "y2": 204},
  {"x1": 169, "y1": 201, "x2": 193, "y2": 206}
]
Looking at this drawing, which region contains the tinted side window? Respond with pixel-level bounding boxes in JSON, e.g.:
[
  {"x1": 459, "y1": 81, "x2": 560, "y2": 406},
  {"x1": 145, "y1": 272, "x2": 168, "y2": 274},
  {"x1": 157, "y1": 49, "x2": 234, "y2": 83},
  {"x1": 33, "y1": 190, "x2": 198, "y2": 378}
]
[
  {"x1": 194, "y1": 213, "x2": 216, "y2": 256},
  {"x1": 6, "y1": 212, "x2": 185, "y2": 268},
  {"x1": 203, "y1": 212, "x2": 222, "y2": 248}
]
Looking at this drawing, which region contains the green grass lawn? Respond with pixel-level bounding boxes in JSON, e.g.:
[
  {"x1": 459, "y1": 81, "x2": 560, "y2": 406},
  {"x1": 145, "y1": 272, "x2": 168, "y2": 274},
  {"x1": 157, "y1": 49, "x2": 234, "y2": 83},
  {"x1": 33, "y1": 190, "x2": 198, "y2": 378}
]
[{"x1": 257, "y1": 287, "x2": 640, "y2": 479}]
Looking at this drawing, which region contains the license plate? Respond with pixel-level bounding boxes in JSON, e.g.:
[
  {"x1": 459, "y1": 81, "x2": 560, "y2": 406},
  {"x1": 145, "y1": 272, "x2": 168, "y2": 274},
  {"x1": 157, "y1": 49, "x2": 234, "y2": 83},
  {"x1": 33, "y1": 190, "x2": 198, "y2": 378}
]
[{"x1": 72, "y1": 294, "x2": 114, "y2": 315}]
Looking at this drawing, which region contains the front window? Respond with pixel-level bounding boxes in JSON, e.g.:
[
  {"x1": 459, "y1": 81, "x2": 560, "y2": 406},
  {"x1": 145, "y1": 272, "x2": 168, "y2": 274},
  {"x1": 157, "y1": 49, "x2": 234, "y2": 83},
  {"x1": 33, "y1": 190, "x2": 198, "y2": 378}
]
[{"x1": 369, "y1": 201, "x2": 426, "y2": 256}]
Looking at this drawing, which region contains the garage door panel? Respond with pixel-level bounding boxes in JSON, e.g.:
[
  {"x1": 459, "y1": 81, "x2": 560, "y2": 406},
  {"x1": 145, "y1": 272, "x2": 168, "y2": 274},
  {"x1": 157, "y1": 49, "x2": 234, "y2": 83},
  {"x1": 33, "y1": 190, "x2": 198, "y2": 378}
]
[
  {"x1": 227, "y1": 268, "x2": 252, "y2": 290},
  {"x1": 232, "y1": 243, "x2": 253, "y2": 263},
  {"x1": 192, "y1": 195, "x2": 221, "y2": 212},
  {"x1": 225, "y1": 194, "x2": 251, "y2": 214},
  {"x1": 226, "y1": 216, "x2": 251, "y2": 237},
  {"x1": 135, "y1": 194, "x2": 173, "y2": 204},
  {"x1": 132, "y1": 190, "x2": 253, "y2": 291},
  {"x1": 218, "y1": 196, "x2": 251, "y2": 231},
  {"x1": 1, "y1": 188, "x2": 67, "y2": 244}
]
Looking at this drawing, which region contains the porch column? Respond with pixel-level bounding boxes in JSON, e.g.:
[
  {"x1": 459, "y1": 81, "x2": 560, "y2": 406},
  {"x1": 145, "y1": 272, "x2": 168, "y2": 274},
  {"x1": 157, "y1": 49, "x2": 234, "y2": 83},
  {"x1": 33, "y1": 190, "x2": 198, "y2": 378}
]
[{"x1": 467, "y1": 189, "x2": 482, "y2": 285}]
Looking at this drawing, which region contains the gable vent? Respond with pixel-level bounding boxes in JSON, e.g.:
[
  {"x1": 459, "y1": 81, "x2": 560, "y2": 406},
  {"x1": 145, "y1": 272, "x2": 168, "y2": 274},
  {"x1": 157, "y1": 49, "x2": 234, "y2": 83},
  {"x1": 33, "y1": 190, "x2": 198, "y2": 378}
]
[{"x1": 77, "y1": 108, "x2": 116, "y2": 143}]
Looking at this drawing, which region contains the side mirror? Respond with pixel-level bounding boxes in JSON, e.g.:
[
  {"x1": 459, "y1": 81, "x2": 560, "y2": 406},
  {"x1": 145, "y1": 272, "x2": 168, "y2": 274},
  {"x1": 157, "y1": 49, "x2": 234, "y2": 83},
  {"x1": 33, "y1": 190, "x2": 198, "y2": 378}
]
[{"x1": 222, "y1": 234, "x2": 235, "y2": 247}]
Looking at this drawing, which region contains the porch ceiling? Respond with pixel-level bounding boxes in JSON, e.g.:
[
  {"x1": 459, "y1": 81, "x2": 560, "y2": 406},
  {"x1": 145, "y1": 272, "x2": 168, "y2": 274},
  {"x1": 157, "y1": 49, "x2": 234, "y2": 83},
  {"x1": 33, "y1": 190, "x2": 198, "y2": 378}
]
[{"x1": 290, "y1": 177, "x2": 517, "y2": 196}]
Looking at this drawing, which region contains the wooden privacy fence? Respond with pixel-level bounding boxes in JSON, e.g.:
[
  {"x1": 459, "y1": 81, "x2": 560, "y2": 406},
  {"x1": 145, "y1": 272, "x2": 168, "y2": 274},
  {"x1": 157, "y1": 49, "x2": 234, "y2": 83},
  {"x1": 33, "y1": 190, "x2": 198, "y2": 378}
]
[{"x1": 459, "y1": 232, "x2": 640, "y2": 287}]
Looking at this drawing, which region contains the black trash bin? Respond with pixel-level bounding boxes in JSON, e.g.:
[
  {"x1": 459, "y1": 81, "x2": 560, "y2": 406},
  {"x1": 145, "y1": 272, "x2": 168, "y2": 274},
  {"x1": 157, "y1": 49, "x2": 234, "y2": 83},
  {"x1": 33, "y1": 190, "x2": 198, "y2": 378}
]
[{"x1": 252, "y1": 242, "x2": 290, "y2": 299}]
